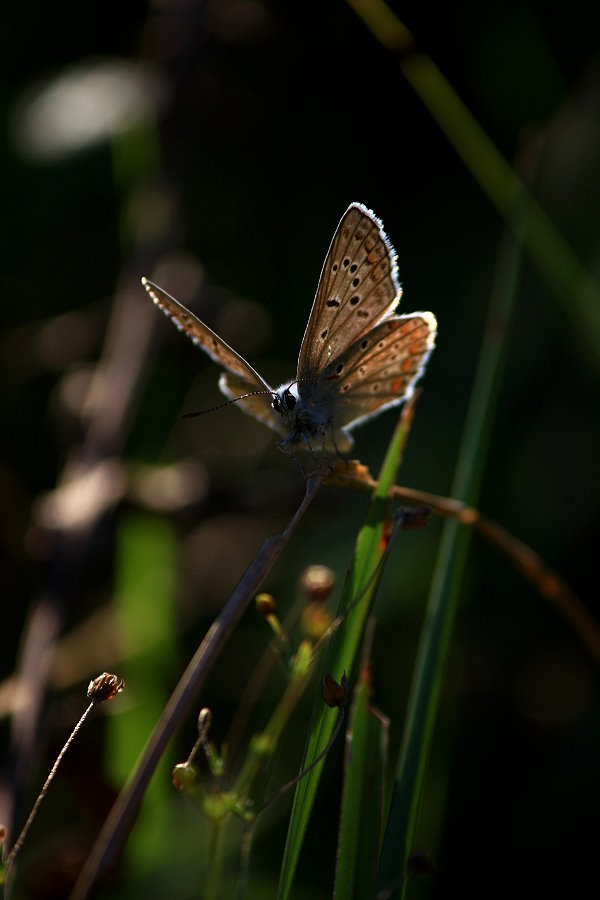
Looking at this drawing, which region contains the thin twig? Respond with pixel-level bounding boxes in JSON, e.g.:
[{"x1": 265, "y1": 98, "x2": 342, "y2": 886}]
[
  {"x1": 6, "y1": 702, "x2": 94, "y2": 873},
  {"x1": 5, "y1": 674, "x2": 123, "y2": 891},
  {"x1": 260, "y1": 706, "x2": 346, "y2": 814},
  {"x1": 326, "y1": 466, "x2": 600, "y2": 664}
]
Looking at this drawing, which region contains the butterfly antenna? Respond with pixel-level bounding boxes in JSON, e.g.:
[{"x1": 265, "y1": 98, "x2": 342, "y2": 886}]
[{"x1": 181, "y1": 390, "x2": 276, "y2": 419}]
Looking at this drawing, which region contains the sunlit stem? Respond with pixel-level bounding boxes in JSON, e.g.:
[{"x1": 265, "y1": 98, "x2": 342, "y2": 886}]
[{"x1": 6, "y1": 701, "x2": 95, "y2": 872}]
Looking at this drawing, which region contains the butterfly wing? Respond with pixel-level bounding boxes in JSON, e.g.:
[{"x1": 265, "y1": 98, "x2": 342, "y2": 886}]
[
  {"x1": 218, "y1": 373, "x2": 288, "y2": 435},
  {"x1": 296, "y1": 203, "x2": 401, "y2": 381},
  {"x1": 143, "y1": 278, "x2": 281, "y2": 430},
  {"x1": 143, "y1": 278, "x2": 272, "y2": 391},
  {"x1": 321, "y1": 311, "x2": 437, "y2": 432}
]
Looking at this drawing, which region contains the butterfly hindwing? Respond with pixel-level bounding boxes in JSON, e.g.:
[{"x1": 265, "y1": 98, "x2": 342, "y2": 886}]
[
  {"x1": 142, "y1": 278, "x2": 272, "y2": 393},
  {"x1": 322, "y1": 312, "x2": 437, "y2": 430},
  {"x1": 219, "y1": 372, "x2": 286, "y2": 435},
  {"x1": 297, "y1": 203, "x2": 401, "y2": 380}
]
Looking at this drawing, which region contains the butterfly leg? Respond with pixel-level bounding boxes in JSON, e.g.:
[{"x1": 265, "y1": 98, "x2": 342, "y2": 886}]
[
  {"x1": 324, "y1": 420, "x2": 347, "y2": 467},
  {"x1": 294, "y1": 432, "x2": 324, "y2": 475},
  {"x1": 303, "y1": 424, "x2": 333, "y2": 477},
  {"x1": 276, "y1": 437, "x2": 307, "y2": 477},
  {"x1": 319, "y1": 424, "x2": 328, "y2": 458},
  {"x1": 303, "y1": 431, "x2": 324, "y2": 469}
]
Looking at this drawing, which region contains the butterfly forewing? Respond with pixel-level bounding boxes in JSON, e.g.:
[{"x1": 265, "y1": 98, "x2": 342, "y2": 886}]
[
  {"x1": 297, "y1": 203, "x2": 401, "y2": 379},
  {"x1": 323, "y1": 312, "x2": 437, "y2": 429},
  {"x1": 142, "y1": 278, "x2": 272, "y2": 393}
]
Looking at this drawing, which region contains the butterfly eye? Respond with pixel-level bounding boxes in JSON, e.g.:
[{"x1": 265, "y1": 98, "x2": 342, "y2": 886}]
[
  {"x1": 284, "y1": 388, "x2": 296, "y2": 410},
  {"x1": 272, "y1": 396, "x2": 282, "y2": 413}
]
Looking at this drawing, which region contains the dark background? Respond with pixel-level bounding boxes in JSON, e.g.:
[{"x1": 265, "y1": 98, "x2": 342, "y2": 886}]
[{"x1": 1, "y1": 2, "x2": 599, "y2": 897}]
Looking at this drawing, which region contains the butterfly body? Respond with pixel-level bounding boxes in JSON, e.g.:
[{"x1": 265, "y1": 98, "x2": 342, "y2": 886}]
[
  {"x1": 272, "y1": 377, "x2": 352, "y2": 453},
  {"x1": 143, "y1": 202, "x2": 437, "y2": 457}
]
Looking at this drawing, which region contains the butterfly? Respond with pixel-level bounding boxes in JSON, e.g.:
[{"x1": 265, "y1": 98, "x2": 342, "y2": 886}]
[{"x1": 142, "y1": 202, "x2": 437, "y2": 456}]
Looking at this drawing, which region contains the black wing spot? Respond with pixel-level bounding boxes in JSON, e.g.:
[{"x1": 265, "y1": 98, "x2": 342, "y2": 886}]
[
  {"x1": 378, "y1": 341, "x2": 385, "y2": 349},
  {"x1": 350, "y1": 263, "x2": 358, "y2": 273},
  {"x1": 336, "y1": 363, "x2": 344, "y2": 374},
  {"x1": 332, "y1": 263, "x2": 339, "y2": 272},
  {"x1": 352, "y1": 277, "x2": 360, "y2": 287},
  {"x1": 342, "y1": 383, "x2": 350, "y2": 392},
  {"x1": 357, "y1": 309, "x2": 369, "y2": 319},
  {"x1": 360, "y1": 339, "x2": 369, "y2": 349},
  {"x1": 321, "y1": 329, "x2": 328, "y2": 338},
  {"x1": 371, "y1": 383, "x2": 380, "y2": 392},
  {"x1": 326, "y1": 298, "x2": 340, "y2": 308},
  {"x1": 343, "y1": 258, "x2": 350, "y2": 267},
  {"x1": 350, "y1": 296, "x2": 360, "y2": 306}
]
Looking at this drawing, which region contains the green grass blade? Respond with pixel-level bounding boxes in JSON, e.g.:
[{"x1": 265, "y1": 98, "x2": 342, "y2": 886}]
[
  {"x1": 377, "y1": 213, "x2": 526, "y2": 896},
  {"x1": 346, "y1": 0, "x2": 600, "y2": 362},
  {"x1": 277, "y1": 408, "x2": 415, "y2": 899},
  {"x1": 335, "y1": 670, "x2": 389, "y2": 900}
]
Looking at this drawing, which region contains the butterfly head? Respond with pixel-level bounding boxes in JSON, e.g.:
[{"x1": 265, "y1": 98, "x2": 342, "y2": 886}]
[
  {"x1": 271, "y1": 377, "x2": 353, "y2": 453},
  {"x1": 272, "y1": 382, "x2": 298, "y2": 422}
]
